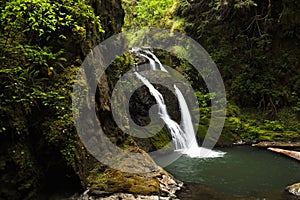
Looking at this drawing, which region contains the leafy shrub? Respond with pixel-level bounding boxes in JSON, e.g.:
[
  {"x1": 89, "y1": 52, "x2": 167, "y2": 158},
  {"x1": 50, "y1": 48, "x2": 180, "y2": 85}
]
[{"x1": 263, "y1": 120, "x2": 284, "y2": 132}]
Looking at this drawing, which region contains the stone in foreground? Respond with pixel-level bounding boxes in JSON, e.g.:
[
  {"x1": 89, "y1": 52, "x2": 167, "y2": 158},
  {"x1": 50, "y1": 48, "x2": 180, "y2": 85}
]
[{"x1": 286, "y1": 183, "x2": 300, "y2": 197}]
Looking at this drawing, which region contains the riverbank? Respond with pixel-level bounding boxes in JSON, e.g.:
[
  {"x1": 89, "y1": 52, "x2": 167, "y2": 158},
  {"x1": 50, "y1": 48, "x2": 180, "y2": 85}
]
[{"x1": 252, "y1": 141, "x2": 300, "y2": 148}]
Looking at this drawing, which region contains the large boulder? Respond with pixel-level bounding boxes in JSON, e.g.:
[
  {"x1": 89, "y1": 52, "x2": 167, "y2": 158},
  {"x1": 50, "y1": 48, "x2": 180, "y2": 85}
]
[{"x1": 85, "y1": 146, "x2": 183, "y2": 198}]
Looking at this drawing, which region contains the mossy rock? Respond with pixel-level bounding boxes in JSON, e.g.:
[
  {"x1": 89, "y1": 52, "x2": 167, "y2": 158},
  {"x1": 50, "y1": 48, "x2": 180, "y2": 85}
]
[
  {"x1": 197, "y1": 122, "x2": 238, "y2": 146},
  {"x1": 197, "y1": 125, "x2": 220, "y2": 146},
  {"x1": 134, "y1": 126, "x2": 174, "y2": 155},
  {"x1": 86, "y1": 146, "x2": 162, "y2": 195},
  {"x1": 87, "y1": 168, "x2": 160, "y2": 195},
  {"x1": 150, "y1": 127, "x2": 173, "y2": 152},
  {"x1": 286, "y1": 182, "x2": 300, "y2": 196}
]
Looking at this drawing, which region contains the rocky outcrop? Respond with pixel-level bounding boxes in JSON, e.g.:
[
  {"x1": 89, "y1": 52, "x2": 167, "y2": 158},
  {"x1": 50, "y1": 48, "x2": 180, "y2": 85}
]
[
  {"x1": 85, "y1": 146, "x2": 183, "y2": 199},
  {"x1": 82, "y1": 171, "x2": 182, "y2": 199},
  {"x1": 72, "y1": 168, "x2": 182, "y2": 199},
  {"x1": 127, "y1": 71, "x2": 181, "y2": 153},
  {"x1": 267, "y1": 148, "x2": 300, "y2": 161},
  {"x1": 0, "y1": 0, "x2": 125, "y2": 199},
  {"x1": 252, "y1": 141, "x2": 300, "y2": 148},
  {"x1": 286, "y1": 183, "x2": 300, "y2": 197},
  {"x1": 83, "y1": 13, "x2": 185, "y2": 200}
]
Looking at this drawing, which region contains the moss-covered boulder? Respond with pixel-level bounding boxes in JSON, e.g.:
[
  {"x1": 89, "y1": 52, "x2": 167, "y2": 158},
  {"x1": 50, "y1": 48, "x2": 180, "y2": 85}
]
[
  {"x1": 88, "y1": 169, "x2": 160, "y2": 195},
  {"x1": 86, "y1": 147, "x2": 182, "y2": 197}
]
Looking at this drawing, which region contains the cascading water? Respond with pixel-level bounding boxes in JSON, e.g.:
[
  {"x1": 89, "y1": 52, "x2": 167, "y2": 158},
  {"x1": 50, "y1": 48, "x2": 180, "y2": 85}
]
[
  {"x1": 134, "y1": 72, "x2": 187, "y2": 150},
  {"x1": 142, "y1": 50, "x2": 168, "y2": 72},
  {"x1": 133, "y1": 48, "x2": 225, "y2": 158},
  {"x1": 174, "y1": 86, "x2": 198, "y2": 151},
  {"x1": 139, "y1": 53, "x2": 156, "y2": 70}
]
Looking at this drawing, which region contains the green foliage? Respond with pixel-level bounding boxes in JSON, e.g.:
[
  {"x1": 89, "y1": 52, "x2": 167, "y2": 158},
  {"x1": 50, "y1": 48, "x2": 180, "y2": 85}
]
[
  {"x1": 0, "y1": 46, "x2": 66, "y2": 113},
  {"x1": 293, "y1": 99, "x2": 300, "y2": 119},
  {"x1": 0, "y1": 0, "x2": 103, "y2": 44},
  {"x1": 195, "y1": 91, "x2": 212, "y2": 107},
  {"x1": 263, "y1": 120, "x2": 284, "y2": 132},
  {"x1": 219, "y1": 105, "x2": 300, "y2": 142},
  {"x1": 177, "y1": 0, "x2": 300, "y2": 117},
  {"x1": 0, "y1": 0, "x2": 103, "y2": 131},
  {"x1": 234, "y1": 0, "x2": 257, "y2": 8},
  {"x1": 195, "y1": 90, "x2": 214, "y2": 116},
  {"x1": 122, "y1": 0, "x2": 182, "y2": 30},
  {"x1": 0, "y1": 0, "x2": 106, "y2": 198}
]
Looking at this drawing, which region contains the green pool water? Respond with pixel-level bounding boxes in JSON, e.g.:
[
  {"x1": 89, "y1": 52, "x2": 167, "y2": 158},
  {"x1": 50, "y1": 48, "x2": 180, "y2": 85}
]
[{"x1": 165, "y1": 146, "x2": 300, "y2": 200}]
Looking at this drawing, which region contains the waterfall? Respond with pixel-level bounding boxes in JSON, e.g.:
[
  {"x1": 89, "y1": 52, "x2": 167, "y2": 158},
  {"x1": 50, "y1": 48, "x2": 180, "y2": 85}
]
[
  {"x1": 174, "y1": 85, "x2": 197, "y2": 148},
  {"x1": 133, "y1": 49, "x2": 225, "y2": 158},
  {"x1": 142, "y1": 50, "x2": 168, "y2": 72},
  {"x1": 139, "y1": 53, "x2": 156, "y2": 70},
  {"x1": 134, "y1": 72, "x2": 187, "y2": 150}
]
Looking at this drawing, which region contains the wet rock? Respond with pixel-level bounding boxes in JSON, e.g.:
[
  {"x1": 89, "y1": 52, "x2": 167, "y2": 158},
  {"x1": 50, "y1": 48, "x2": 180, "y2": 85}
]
[
  {"x1": 74, "y1": 174, "x2": 182, "y2": 200},
  {"x1": 75, "y1": 191, "x2": 180, "y2": 200},
  {"x1": 267, "y1": 148, "x2": 300, "y2": 161},
  {"x1": 158, "y1": 174, "x2": 182, "y2": 198},
  {"x1": 128, "y1": 71, "x2": 181, "y2": 127},
  {"x1": 286, "y1": 183, "x2": 300, "y2": 197},
  {"x1": 232, "y1": 140, "x2": 245, "y2": 145},
  {"x1": 252, "y1": 141, "x2": 300, "y2": 148}
]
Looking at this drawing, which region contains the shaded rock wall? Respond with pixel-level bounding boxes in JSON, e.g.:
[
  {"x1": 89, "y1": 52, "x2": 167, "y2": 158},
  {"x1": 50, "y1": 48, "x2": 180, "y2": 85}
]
[{"x1": 0, "y1": 0, "x2": 124, "y2": 199}]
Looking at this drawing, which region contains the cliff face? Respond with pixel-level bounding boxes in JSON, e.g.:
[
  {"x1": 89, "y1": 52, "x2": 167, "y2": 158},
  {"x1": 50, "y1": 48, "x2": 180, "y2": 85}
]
[
  {"x1": 0, "y1": 0, "x2": 125, "y2": 199},
  {"x1": 80, "y1": 0, "x2": 124, "y2": 56},
  {"x1": 91, "y1": 55, "x2": 183, "y2": 197},
  {"x1": 0, "y1": 0, "x2": 182, "y2": 198}
]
